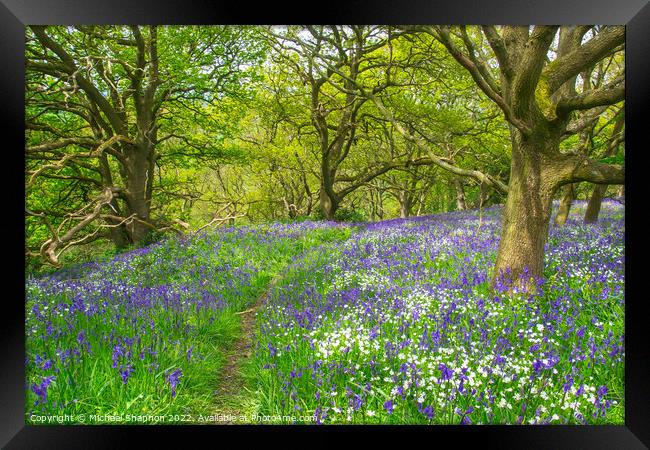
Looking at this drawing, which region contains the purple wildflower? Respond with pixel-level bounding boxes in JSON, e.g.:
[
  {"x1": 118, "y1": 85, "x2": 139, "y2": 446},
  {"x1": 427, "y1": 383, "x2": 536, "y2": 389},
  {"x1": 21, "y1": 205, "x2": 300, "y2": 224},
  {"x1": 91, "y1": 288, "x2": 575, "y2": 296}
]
[
  {"x1": 438, "y1": 363, "x2": 453, "y2": 381},
  {"x1": 112, "y1": 345, "x2": 124, "y2": 369},
  {"x1": 31, "y1": 375, "x2": 56, "y2": 406},
  {"x1": 120, "y1": 365, "x2": 135, "y2": 384},
  {"x1": 420, "y1": 405, "x2": 434, "y2": 420},
  {"x1": 165, "y1": 369, "x2": 183, "y2": 398},
  {"x1": 562, "y1": 375, "x2": 574, "y2": 393}
]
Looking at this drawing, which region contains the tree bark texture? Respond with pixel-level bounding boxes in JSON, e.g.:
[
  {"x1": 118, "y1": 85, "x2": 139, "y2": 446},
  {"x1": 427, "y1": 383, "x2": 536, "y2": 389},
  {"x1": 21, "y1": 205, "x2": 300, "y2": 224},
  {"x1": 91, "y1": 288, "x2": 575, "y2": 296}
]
[
  {"x1": 453, "y1": 179, "x2": 467, "y2": 211},
  {"x1": 320, "y1": 186, "x2": 338, "y2": 220},
  {"x1": 431, "y1": 25, "x2": 625, "y2": 289},
  {"x1": 398, "y1": 191, "x2": 412, "y2": 218},
  {"x1": 584, "y1": 184, "x2": 607, "y2": 223},
  {"x1": 554, "y1": 183, "x2": 575, "y2": 226},
  {"x1": 492, "y1": 135, "x2": 558, "y2": 287}
]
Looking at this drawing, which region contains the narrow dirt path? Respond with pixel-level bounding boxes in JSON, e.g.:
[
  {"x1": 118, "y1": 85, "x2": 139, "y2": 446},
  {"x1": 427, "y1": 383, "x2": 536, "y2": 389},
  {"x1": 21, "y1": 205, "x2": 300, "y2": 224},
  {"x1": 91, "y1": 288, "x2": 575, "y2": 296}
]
[{"x1": 211, "y1": 276, "x2": 280, "y2": 424}]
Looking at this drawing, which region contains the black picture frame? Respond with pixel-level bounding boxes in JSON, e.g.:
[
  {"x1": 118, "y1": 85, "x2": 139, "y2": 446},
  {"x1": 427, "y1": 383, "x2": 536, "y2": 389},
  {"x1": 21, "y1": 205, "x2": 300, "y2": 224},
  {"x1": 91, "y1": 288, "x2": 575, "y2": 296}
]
[{"x1": 2, "y1": 0, "x2": 648, "y2": 447}]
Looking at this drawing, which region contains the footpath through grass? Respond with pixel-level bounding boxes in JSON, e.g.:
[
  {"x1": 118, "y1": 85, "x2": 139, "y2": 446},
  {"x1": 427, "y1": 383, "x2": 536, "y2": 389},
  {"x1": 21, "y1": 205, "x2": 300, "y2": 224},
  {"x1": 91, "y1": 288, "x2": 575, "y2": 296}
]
[
  {"x1": 25, "y1": 221, "x2": 352, "y2": 424},
  {"x1": 25, "y1": 200, "x2": 625, "y2": 426}
]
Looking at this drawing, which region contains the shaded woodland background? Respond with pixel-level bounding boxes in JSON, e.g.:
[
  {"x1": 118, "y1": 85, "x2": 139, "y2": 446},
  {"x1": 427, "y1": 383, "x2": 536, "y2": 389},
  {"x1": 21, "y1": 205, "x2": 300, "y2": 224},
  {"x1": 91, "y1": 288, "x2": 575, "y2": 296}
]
[{"x1": 25, "y1": 25, "x2": 624, "y2": 282}]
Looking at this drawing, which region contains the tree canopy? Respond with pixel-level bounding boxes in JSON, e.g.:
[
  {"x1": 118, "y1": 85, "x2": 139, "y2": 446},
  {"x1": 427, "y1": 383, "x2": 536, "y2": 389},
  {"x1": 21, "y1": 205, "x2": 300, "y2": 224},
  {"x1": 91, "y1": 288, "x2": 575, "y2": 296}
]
[{"x1": 25, "y1": 25, "x2": 624, "y2": 277}]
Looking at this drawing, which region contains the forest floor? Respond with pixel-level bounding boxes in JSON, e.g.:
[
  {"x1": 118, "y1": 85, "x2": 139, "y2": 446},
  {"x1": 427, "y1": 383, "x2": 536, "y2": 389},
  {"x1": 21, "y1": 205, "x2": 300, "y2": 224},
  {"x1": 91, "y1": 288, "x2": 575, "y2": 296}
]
[
  {"x1": 23, "y1": 203, "x2": 625, "y2": 425},
  {"x1": 210, "y1": 276, "x2": 280, "y2": 423}
]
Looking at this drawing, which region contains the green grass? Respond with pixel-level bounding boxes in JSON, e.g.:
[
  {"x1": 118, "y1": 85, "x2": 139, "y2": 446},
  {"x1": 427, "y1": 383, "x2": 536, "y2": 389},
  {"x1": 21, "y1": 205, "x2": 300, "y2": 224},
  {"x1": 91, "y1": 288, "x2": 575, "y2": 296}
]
[
  {"x1": 25, "y1": 205, "x2": 624, "y2": 426},
  {"x1": 249, "y1": 205, "x2": 625, "y2": 425},
  {"x1": 25, "y1": 222, "x2": 352, "y2": 424}
]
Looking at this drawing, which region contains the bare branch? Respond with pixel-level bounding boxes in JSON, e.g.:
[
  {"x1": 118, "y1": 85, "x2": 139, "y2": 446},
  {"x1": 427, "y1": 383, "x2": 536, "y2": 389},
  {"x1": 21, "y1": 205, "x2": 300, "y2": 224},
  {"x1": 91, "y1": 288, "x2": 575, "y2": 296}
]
[
  {"x1": 37, "y1": 187, "x2": 116, "y2": 266},
  {"x1": 27, "y1": 135, "x2": 133, "y2": 188},
  {"x1": 194, "y1": 214, "x2": 245, "y2": 233},
  {"x1": 26, "y1": 137, "x2": 95, "y2": 154}
]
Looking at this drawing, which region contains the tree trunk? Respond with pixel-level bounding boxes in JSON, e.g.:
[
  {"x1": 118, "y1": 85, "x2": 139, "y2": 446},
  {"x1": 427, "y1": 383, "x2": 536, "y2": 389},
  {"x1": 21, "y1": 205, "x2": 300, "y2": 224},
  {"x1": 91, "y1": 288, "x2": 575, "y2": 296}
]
[
  {"x1": 124, "y1": 145, "x2": 155, "y2": 244},
  {"x1": 108, "y1": 223, "x2": 130, "y2": 249},
  {"x1": 617, "y1": 185, "x2": 624, "y2": 197},
  {"x1": 283, "y1": 196, "x2": 297, "y2": 219},
  {"x1": 492, "y1": 136, "x2": 558, "y2": 289},
  {"x1": 453, "y1": 179, "x2": 467, "y2": 210},
  {"x1": 398, "y1": 191, "x2": 411, "y2": 218},
  {"x1": 584, "y1": 184, "x2": 607, "y2": 223},
  {"x1": 320, "y1": 186, "x2": 338, "y2": 220},
  {"x1": 429, "y1": 25, "x2": 625, "y2": 292},
  {"x1": 416, "y1": 191, "x2": 426, "y2": 216},
  {"x1": 368, "y1": 191, "x2": 376, "y2": 221},
  {"x1": 553, "y1": 183, "x2": 575, "y2": 226}
]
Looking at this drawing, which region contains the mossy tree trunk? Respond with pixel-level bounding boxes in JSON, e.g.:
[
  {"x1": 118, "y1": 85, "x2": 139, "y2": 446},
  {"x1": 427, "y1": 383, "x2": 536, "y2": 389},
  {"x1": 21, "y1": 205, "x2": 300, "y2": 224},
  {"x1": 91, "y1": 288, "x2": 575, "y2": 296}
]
[
  {"x1": 584, "y1": 184, "x2": 607, "y2": 223},
  {"x1": 453, "y1": 179, "x2": 467, "y2": 211},
  {"x1": 493, "y1": 134, "x2": 560, "y2": 286},
  {"x1": 398, "y1": 190, "x2": 412, "y2": 218},
  {"x1": 584, "y1": 114, "x2": 625, "y2": 223},
  {"x1": 554, "y1": 183, "x2": 575, "y2": 226},
  {"x1": 29, "y1": 25, "x2": 162, "y2": 263},
  {"x1": 433, "y1": 25, "x2": 625, "y2": 289},
  {"x1": 319, "y1": 186, "x2": 338, "y2": 221}
]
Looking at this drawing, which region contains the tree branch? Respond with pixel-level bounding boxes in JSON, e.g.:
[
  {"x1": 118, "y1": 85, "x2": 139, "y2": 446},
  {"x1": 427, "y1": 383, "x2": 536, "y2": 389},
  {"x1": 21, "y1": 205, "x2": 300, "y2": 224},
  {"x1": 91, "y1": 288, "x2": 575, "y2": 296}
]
[
  {"x1": 432, "y1": 26, "x2": 531, "y2": 135},
  {"x1": 481, "y1": 26, "x2": 513, "y2": 80},
  {"x1": 458, "y1": 27, "x2": 502, "y2": 95},
  {"x1": 510, "y1": 26, "x2": 558, "y2": 116},
  {"x1": 364, "y1": 88, "x2": 509, "y2": 194},
  {"x1": 562, "y1": 105, "x2": 609, "y2": 137},
  {"x1": 26, "y1": 137, "x2": 95, "y2": 154},
  {"x1": 554, "y1": 152, "x2": 624, "y2": 186},
  {"x1": 36, "y1": 187, "x2": 116, "y2": 266},
  {"x1": 544, "y1": 26, "x2": 625, "y2": 94},
  {"x1": 30, "y1": 26, "x2": 128, "y2": 136},
  {"x1": 556, "y1": 82, "x2": 624, "y2": 116}
]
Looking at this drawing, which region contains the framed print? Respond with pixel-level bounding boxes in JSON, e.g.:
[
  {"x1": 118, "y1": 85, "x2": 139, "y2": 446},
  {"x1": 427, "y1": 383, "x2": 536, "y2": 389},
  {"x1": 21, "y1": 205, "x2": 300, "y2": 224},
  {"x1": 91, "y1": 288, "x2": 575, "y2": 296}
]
[{"x1": 2, "y1": 0, "x2": 648, "y2": 447}]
